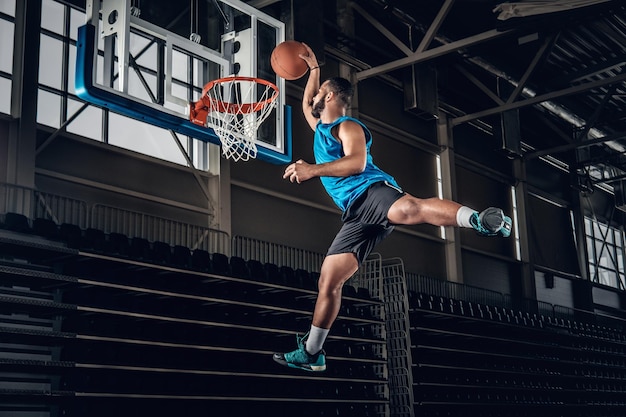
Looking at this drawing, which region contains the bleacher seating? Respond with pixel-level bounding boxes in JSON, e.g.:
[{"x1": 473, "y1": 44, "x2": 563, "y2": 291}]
[
  {"x1": 33, "y1": 217, "x2": 59, "y2": 239},
  {"x1": 108, "y1": 232, "x2": 131, "y2": 256},
  {"x1": 211, "y1": 252, "x2": 230, "y2": 275},
  {"x1": 59, "y1": 222, "x2": 82, "y2": 248},
  {"x1": 190, "y1": 248, "x2": 211, "y2": 271},
  {"x1": 263, "y1": 261, "x2": 282, "y2": 285},
  {"x1": 83, "y1": 227, "x2": 107, "y2": 252},
  {"x1": 0, "y1": 215, "x2": 388, "y2": 417},
  {"x1": 246, "y1": 259, "x2": 266, "y2": 282},
  {"x1": 171, "y1": 245, "x2": 192, "y2": 268},
  {"x1": 151, "y1": 240, "x2": 172, "y2": 264},
  {"x1": 6, "y1": 212, "x2": 626, "y2": 417},
  {"x1": 229, "y1": 256, "x2": 250, "y2": 278},
  {"x1": 129, "y1": 236, "x2": 151, "y2": 260},
  {"x1": 408, "y1": 289, "x2": 626, "y2": 417},
  {"x1": 4, "y1": 212, "x2": 31, "y2": 233}
]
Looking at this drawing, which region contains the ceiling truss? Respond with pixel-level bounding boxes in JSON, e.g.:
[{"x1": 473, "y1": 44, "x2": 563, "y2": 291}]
[{"x1": 347, "y1": 0, "x2": 626, "y2": 185}]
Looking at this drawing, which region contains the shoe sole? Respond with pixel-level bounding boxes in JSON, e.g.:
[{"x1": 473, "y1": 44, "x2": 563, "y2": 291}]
[
  {"x1": 500, "y1": 216, "x2": 512, "y2": 238},
  {"x1": 273, "y1": 354, "x2": 326, "y2": 372},
  {"x1": 481, "y1": 208, "x2": 512, "y2": 238},
  {"x1": 288, "y1": 363, "x2": 326, "y2": 372}
]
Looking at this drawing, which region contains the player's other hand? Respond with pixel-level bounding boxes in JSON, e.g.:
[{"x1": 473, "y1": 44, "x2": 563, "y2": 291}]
[{"x1": 283, "y1": 159, "x2": 314, "y2": 184}]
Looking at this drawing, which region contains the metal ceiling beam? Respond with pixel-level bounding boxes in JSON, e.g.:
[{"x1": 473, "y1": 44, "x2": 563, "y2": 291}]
[
  {"x1": 415, "y1": 0, "x2": 455, "y2": 54},
  {"x1": 455, "y1": 65, "x2": 504, "y2": 105},
  {"x1": 535, "y1": 111, "x2": 577, "y2": 143},
  {"x1": 525, "y1": 130, "x2": 626, "y2": 159},
  {"x1": 552, "y1": 56, "x2": 626, "y2": 85},
  {"x1": 349, "y1": 2, "x2": 413, "y2": 56},
  {"x1": 539, "y1": 86, "x2": 625, "y2": 181},
  {"x1": 506, "y1": 34, "x2": 555, "y2": 104},
  {"x1": 324, "y1": 44, "x2": 401, "y2": 88},
  {"x1": 574, "y1": 81, "x2": 620, "y2": 141},
  {"x1": 356, "y1": 28, "x2": 516, "y2": 81},
  {"x1": 593, "y1": 172, "x2": 626, "y2": 185},
  {"x1": 451, "y1": 71, "x2": 626, "y2": 126},
  {"x1": 246, "y1": 0, "x2": 281, "y2": 9}
]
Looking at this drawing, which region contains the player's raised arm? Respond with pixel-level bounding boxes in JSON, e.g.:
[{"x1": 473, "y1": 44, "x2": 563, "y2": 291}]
[{"x1": 299, "y1": 43, "x2": 321, "y2": 131}]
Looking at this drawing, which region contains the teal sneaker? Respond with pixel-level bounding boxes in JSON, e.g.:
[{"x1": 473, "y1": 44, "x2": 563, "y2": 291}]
[
  {"x1": 470, "y1": 207, "x2": 512, "y2": 237},
  {"x1": 273, "y1": 333, "x2": 326, "y2": 372}
]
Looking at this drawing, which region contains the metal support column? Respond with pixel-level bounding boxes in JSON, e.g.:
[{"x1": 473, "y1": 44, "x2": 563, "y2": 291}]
[
  {"x1": 570, "y1": 187, "x2": 590, "y2": 283},
  {"x1": 337, "y1": 0, "x2": 357, "y2": 116},
  {"x1": 9, "y1": 0, "x2": 42, "y2": 187},
  {"x1": 438, "y1": 114, "x2": 463, "y2": 283},
  {"x1": 6, "y1": 0, "x2": 42, "y2": 215},
  {"x1": 513, "y1": 158, "x2": 536, "y2": 299}
]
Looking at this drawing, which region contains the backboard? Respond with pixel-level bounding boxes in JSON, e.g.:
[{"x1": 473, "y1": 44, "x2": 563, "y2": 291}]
[{"x1": 75, "y1": 0, "x2": 291, "y2": 164}]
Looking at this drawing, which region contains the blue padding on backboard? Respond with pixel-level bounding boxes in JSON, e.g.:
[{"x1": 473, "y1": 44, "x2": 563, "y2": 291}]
[
  {"x1": 75, "y1": 24, "x2": 292, "y2": 165},
  {"x1": 257, "y1": 104, "x2": 292, "y2": 164}
]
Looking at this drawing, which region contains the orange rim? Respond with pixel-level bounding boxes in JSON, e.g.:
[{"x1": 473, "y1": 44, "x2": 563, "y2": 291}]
[{"x1": 200, "y1": 76, "x2": 279, "y2": 114}]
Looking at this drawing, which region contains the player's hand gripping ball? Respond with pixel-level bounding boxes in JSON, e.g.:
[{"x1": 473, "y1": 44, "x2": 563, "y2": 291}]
[{"x1": 270, "y1": 40, "x2": 309, "y2": 80}]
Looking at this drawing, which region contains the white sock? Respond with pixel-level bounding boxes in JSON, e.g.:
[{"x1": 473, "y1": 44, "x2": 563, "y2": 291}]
[
  {"x1": 305, "y1": 325, "x2": 329, "y2": 355},
  {"x1": 456, "y1": 206, "x2": 477, "y2": 228}
]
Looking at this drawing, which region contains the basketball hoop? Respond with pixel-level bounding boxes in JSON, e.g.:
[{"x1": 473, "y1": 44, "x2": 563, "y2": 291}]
[{"x1": 190, "y1": 76, "x2": 279, "y2": 162}]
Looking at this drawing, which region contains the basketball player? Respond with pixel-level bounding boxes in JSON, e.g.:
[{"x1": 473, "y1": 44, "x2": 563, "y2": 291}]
[{"x1": 273, "y1": 43, "x2": 512, "y2": 372}]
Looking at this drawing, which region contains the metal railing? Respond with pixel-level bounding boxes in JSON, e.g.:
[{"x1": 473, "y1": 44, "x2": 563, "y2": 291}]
[
  {"x1": 0, "y1": 182, "x2": 229, "y2": 254},
  {"x1": 352, "y1": 254, "x2": 389, "y2": 417},
  {"x1": 405, "y1": 272, "x2": 506, "y2": 308},
  {"x1": 91, "y1": 204, "x2": 230, "y2": 254},
  {"x1": 381, "y1": 258, "x2": 415, "y2": 417},
  {"x1": 0, "y1": 182, "x2": 88, "y2": 228},
  {"x1": 231, "y1": 235, "x2": 325, "y2": 273},
  {"x1": 405, "y1": 269, "x2": 626, "y2": 333}
]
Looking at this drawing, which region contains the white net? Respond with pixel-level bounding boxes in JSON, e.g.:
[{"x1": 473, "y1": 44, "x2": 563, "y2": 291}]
[{"x1": 203, "y1": 77, "x2": 279, "y2": 162}]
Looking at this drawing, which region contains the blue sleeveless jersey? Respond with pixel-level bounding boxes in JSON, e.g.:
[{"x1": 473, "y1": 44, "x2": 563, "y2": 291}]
[{"x1": 313, "y1": 116, "x2": 400, "y2": 212}]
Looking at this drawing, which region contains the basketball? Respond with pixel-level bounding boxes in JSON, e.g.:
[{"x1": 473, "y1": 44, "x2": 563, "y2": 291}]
[{"x1": 270, "y1": 40, "x2": 309, "y2": 80}]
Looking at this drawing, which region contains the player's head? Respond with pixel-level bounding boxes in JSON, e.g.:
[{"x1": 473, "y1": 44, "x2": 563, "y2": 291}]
[
  {"x1": 326, "y1": 77, "x2": 353, "y2": 109},
  {"x1": 311, "y1": 77, "x2": 353, "y2": 118}
]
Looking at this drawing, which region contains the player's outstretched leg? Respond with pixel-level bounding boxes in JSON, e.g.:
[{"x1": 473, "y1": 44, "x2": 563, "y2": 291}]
[
  {"x1": 273, "y1": 332, "x2": 326, "y2": 372},
  {"x1": 470, "y1": 207, "x2": 512, "y2": 237}
]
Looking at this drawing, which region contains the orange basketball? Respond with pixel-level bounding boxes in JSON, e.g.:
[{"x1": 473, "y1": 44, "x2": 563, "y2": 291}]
[{"x1": 270, "y1": 41, "x2": 309, "y2": 80}]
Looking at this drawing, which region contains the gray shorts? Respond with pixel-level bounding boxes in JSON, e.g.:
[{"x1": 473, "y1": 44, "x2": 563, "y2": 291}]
[{"x1": 327, "y1": 181, "x2": 405, "y2": 264}]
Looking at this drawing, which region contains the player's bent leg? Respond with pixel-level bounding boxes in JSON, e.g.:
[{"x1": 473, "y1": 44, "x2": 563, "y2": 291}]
[
  {"x1": 312, "y1": 253, "x2": 359, "y2": 328},
  {"x1": 388, "y1": 195, "x2": 512, "y2": 237},
  {"x1": 273, "y1": 253, "x2": 358, "y2": 372},
  {"x1": 387, "y1": 195, "x2": 461, "y2": 226}
]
